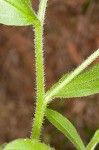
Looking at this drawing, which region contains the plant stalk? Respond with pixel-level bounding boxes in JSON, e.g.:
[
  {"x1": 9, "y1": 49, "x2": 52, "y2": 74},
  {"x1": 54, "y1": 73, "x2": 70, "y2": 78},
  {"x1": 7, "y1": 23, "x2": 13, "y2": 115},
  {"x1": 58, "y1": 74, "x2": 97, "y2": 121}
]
[
  {"x1": 38, "y1": 0, "x2": 48, "y2": 25},
  {"x1": 31, "y1": 24, "x2": 46, "y2": 140},
  {"x1": 31, "y1": 0, "x2": 48, "y2": 141},
  {"x1": 31, "y1": 0, "x2": 48, "y2": 140}
]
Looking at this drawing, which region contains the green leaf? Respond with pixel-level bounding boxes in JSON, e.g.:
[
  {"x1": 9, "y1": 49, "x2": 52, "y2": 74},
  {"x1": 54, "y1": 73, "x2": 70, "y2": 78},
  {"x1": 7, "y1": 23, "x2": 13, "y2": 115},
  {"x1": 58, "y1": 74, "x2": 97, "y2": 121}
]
[
  {"x1": 86, "y1": 129, "x2": 99, "y2": 150},
  {"x1": 46, "y1": 109, "x2": 86, "y2": 150},
  {"x1": 46, "y1": 64, "x2": 99, "y2": 99},
  {"x1": 3, "y1": 138, "x2": 54, "y2": 150},
  {"x1": 0, "y1": 0, "x2": 39, "y2": 26}
]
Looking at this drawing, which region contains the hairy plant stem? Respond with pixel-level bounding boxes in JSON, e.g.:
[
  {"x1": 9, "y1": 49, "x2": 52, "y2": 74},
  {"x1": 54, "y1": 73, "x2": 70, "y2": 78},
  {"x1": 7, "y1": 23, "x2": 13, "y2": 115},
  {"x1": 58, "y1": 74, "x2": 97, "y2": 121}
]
[
  {"x1": 31, "y1": 24, "x2": 46, "y2": 140},
  {"x1": 31, "y1": 0, "x2": 48, "y2": 140}
]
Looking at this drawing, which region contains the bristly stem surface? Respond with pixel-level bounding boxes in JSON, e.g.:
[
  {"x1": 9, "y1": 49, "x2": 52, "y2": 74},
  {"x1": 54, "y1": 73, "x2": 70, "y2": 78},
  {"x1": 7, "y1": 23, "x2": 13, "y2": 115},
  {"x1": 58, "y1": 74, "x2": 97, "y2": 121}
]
[
  {"x1": 31, "y1": 0, "x2": 48, "y2": 140},
  {"x1": 31, "y1": 25, "x2": 45, "y2": 140}
]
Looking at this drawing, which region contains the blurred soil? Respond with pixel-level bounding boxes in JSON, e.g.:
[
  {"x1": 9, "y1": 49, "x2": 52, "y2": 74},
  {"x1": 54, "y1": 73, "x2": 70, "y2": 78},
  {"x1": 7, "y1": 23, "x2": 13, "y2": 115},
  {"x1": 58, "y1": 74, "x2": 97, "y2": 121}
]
[{"x1": 0, "y1": 0, "x2": 99, "y2": 149}]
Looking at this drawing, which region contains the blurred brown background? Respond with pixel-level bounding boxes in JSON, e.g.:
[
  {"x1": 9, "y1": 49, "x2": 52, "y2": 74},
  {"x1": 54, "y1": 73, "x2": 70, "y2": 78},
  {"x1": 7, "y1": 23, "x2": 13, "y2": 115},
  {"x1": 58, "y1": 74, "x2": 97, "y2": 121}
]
[{"x1": 0, "y1": 0, "x2": 99, "y2": 149}]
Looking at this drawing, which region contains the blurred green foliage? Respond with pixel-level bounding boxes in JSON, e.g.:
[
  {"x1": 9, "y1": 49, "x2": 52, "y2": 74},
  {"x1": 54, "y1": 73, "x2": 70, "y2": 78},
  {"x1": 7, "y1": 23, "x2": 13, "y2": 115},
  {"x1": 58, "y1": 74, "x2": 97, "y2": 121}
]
[
  {"x1": 83, "y1": 0, "x2": 99, "y2": 14},
  {"x1": 0, "y1": 146, "x2": 2, "y2": 150}
]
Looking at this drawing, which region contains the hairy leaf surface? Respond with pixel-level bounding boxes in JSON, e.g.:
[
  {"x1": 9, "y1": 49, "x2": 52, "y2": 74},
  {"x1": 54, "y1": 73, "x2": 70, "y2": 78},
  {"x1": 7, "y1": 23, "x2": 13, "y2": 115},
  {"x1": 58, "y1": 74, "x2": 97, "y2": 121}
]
[
  {"x1": 46, "y1": 109, "x2": 86, "y2": 150},
  {"x1": 0, "y1": 0, "x2": 39, "y2": 26},
  {"x1": 46, "y1": 64, "x2": 99, "y2": 99},
  {"x1": 3, "y1": 139, "x2": 54, "y2": 150}
]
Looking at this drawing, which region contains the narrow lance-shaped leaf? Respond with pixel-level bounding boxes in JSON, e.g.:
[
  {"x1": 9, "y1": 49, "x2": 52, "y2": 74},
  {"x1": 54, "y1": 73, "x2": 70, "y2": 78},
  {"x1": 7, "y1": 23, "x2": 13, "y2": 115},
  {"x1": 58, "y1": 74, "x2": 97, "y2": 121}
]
[
  {"x1": 0, "y1": 0, "x2": 39, "y2": 26},
  {"x1": 46, "y1": 109, "x2": 86, "y2": 150},
  {"x1": 3, "y1": 139, "x2": 54, "y2": 150},
  {"x1": 86, "y1": 129, "x2": 99, "y2": 150},
  {"x1": 46, "y1": 64, "x2": 99, "y2": 99}
]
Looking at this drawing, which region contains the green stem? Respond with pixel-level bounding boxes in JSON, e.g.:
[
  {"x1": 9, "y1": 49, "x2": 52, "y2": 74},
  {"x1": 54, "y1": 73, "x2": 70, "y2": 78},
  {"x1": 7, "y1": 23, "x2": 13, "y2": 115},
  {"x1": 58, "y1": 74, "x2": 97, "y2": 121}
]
[
  {"x1": 45, "y1": 49, "x2": 99, "y2": 103},
  {"x1": 38, "y1": 0, "x2": 48, "y2": 25},
  {"x1": 31, "y1": 25, "x2": 46, "y2": 140},
  {"x1": 31, "y1": 0, "x2": 48, "y2": 141}
]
